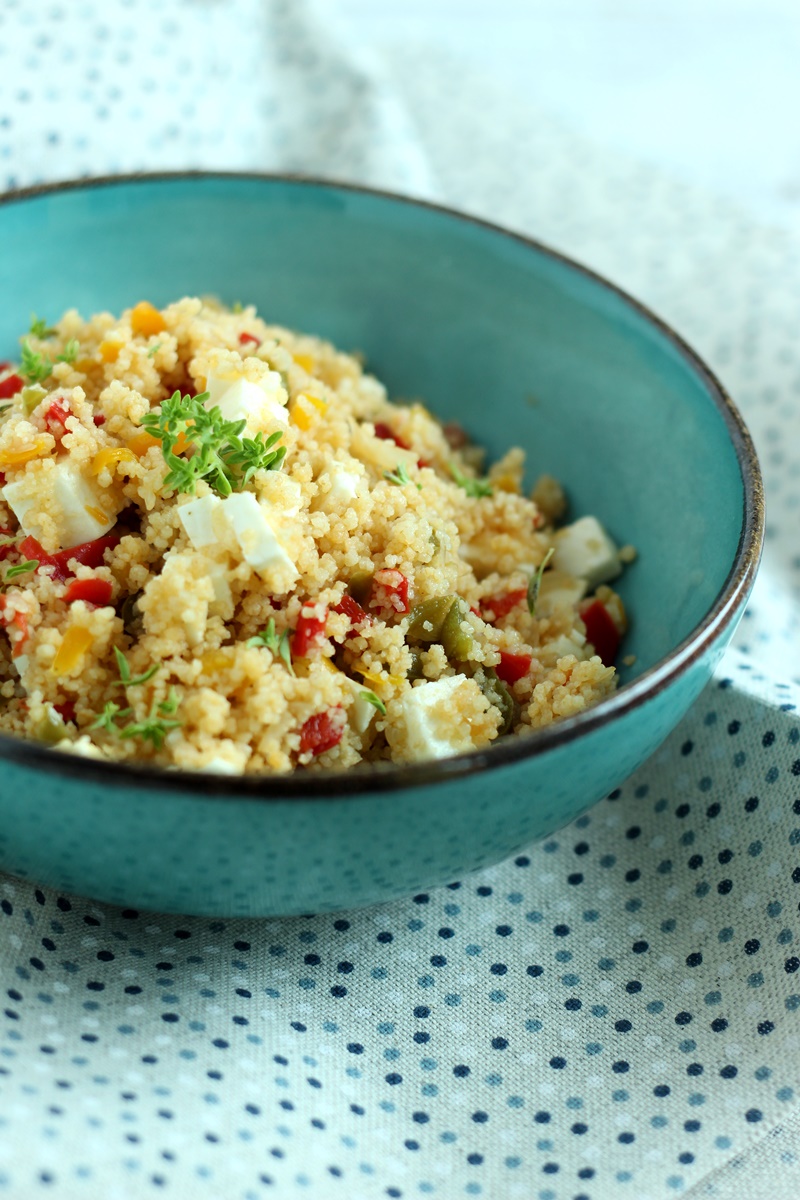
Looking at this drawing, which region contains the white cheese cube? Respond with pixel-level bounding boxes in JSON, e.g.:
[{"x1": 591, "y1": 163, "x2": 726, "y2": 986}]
[
  {"x1": 3, "y1": 460, "x2": 116, "y2": 549},
  {"x1": 221, "y1": 492, "x2": 297, "y2": 582},
  {"x1": 535, "y1": 570, "x2": 587, "y2": 618},
  {"x1": 552, "y1": 516, "x2": 621, "y2": 589},
  {"x1": 319, "y1": 463, "x2": 362, "y2": 512},
  {"x1": 396, "y1": 677, "x2": 476, "y2": 760},
  {"x1": 205, "y1": 370, "x2": 287, "y2": 434},
  {"x1": 177, "y1": 494, "x2": 223, "y2": 549}
]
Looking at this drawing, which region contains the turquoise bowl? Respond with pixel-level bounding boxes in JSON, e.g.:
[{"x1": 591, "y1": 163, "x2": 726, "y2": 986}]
[{"x1": 0, "y1": 174, "x2": 763, "y2": 916}]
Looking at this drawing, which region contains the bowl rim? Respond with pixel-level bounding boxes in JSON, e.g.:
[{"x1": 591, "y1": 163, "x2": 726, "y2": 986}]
[{"x1": 0, "y1": 170, "x2": 765, "y2": 798}]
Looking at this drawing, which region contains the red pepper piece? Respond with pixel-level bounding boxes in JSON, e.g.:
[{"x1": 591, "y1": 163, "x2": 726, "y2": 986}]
[
  {"x1": 238, "y1": 331, "x2": 260, "y2": 346},
  {"x1": 292, "y1": 607, "x2": 328, "y2": 657},
  {"x1": 54, "y1": 700, "x2": 76, "y2": 723},
  {"x1": 332, "y1": 593, "x2": 370, "y2": 632},
  {"x1": 44, "y1": 400, "x2": 71, "y2": 437},
  {"x1": 581, "y1": 599, "x2": 621, "y2": 666},
  {"x1": 370, "y1": 568, "x2": 410, "y2": 615},
  {"x1": 20, "y1": 532, "x2": 121, "y2": 583},
  {"x1": 0, "y1": 597, "x2": 29, "y2": 657},
  {"x1": 496, "y1": 650, "x2": 533, "y2": 686},
  {"x1": 374, "y1": 421, "x2": 411, "y2": 451},
  {"x1": 93, "y1": 414, "x2": 106, "y2": 427},
  {"x1": 64, "y1": 578, "x2": 113, "y2": 608},
  {"x1": 480, "y1": 588, "x2": 527, "y2": 622},
  {"x1": 299, "y1": 707, "x2": 346, "y2": 757},
  {"x1": 0, "y1": 373, "x2": 24, "y2": 400}
]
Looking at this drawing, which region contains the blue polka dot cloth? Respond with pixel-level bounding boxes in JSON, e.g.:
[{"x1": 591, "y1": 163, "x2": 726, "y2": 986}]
[{"x1": 1, "y1": 4, "x2": 800, "y2": 1197}]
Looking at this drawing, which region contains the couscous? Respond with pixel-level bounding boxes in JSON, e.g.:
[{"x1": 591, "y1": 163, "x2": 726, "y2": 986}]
[{"x1": 0, "y1": 299, "x2": 630, "y2": 774}]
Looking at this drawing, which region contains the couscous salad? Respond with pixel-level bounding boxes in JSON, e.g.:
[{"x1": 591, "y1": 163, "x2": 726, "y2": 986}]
[{"x1": 0, "y1": 299, "x2": 631, "y2": 773}]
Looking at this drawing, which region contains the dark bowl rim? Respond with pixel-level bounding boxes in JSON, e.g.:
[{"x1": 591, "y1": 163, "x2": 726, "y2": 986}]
[{"x1": 0, "y1": 170, "x2": 765, "y2": 799}]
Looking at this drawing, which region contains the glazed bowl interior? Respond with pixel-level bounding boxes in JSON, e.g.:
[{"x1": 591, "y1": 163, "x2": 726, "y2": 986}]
[{"x1": 0, "y1": 175, "x2": 744, "y2": 686}]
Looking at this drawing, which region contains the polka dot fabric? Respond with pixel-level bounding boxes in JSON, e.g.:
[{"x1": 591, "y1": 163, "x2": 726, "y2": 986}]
[{"x1": 1, "y1": 3, "x2": 800, "y2": 1197}]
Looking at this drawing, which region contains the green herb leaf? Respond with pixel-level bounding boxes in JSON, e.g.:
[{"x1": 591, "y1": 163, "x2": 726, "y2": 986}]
[
  {"x1": 5, "y1": 559, "x2": 39, "y2": 580},
  {"x1": 114, "y1": 646, "x2": 160, "y2": 688},
  {"x1": 138, "y1": 390, "x2": 286, "y2": 497},
  {"x1": 118, "y1": 711, "x2": 181, "y2": 750},
  {"x1": 55, "y1": 338, "x2": 79, "y2": 365},
  {"x1": 0, "y1": 403, "x2": 12, "y2": 416},
  {"x1": 158, "y1": 687, "x2": 180, "y2": 716},
  {"x1": 231, "y1": 301, "x2": 243, "y2": 314},
  {"x1": 146, "y1": 342, "x2": 162, "y2": 359},
  {"x1": 246, "y1": 617, "x2": 295, "y2": 675},
  {"x1": 527, "y1": 546, "x2": 555, "y2": 616},
  {"x1": 20, "y1": 339, "x2": 52, "y2": 385},
  {"x1": 89, "y1": 700, "x2": 132, "y2": 734},
  {"x1": 449, "y1": 462, "x2": 493, "y2": 499},
  {"x1": 359, "y1": 689, "x2": 386, "y2": 715},
  {"x1": 29, "y1": 315, "x2": 56, "y2": 339},
  {"x1": 384, "y1": 462, "x2": 421, "y2": 490}
]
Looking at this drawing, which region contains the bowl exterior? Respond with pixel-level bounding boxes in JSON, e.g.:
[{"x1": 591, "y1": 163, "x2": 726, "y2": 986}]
[{"x1": 0, "y1": 600, "x2": 744, "y2": 916}]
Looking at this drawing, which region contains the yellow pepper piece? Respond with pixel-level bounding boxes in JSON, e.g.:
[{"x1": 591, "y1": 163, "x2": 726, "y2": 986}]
[
  {"x1": 128, "y1": 431, "x2": 161, "y2": 457},
  {"x1": 292, "y1": 352, "x2": 314, "y2": 373},
  {"x1": 493, "y1": 474, "x2": 520, "y2": 494},
  {"x1": 290, "y1": 393, "x2": 328, "y2": 432},
  {"x1": 200, "y1": 649, "x2": 233, "y2": 674},
  {"x1": 355, "y1": 665, "x2": 405, "y2": 689},
  {"x1": 130, "y1": 302, "x2": 167, "y2": 338},
  {"x1": 84, "y1": 505, "x2": 109, "y2": 525},
  {"x1": 52, "y1": 627, "x2": 93, "y2": 676},
  {"x1": 98, "y1": 339, "x2": 122, "y2": 363},
  {"x1": 0, "y1": 438, "x2": 51, "y2": 467},
  {"x1": 91, "y1": 447, "x2": 136, "y2": 476}
]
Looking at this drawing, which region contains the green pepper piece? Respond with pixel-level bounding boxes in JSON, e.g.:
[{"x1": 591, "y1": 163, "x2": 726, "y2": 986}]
[
  {"x1": 406, "y1": 595, "x2": 456, "y2": 643},
  {"x1": 348, "y1": 570, "x2": 373, "y2": 606},
  {"x1": 120, "y1": 590, "x2": 144, "y2": 638},
  {"x1": 439, "y1": 597, "x2": 475, "y2": 662},
  {"x1": 478, "y1": 667, "x2": 520, "y2": 737},
  {"x1": 34, "y1": 706, "x2": 68, "y2": 744},
  {"x1": 21, "y1": 384, "x2": 47, "y2": 416},
  {"x1": 406, "y1": 648, "x2": 425, "y2": 681}
]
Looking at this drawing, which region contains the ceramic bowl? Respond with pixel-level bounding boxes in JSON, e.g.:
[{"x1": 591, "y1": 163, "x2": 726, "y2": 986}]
[{"x1": 0, "y1": 174, "x2": 763, "y2": 916}]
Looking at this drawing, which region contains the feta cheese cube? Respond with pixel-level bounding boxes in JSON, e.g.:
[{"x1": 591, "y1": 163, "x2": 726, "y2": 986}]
[
  {"x1": 319, "y1": 462, "x2": 362, "y2": 512},
  {"x1": 396, "y1": 677, "x2": 477, "y2": 760},
  {"x1": 551, "y1": 516, "x2": 621, "y2": 589},
  {"x1": 177, "y1": 494, "x2": 223, "y2": 549},
  {"x1": 3, "y1": 459, "x2": 117, "y2": 549},
  {"x1": 205, "y1": 369, "x2": 287, "y2": 434},
  {"x1": 221, "y1": 492, "x2": 297, "y2": 583}
]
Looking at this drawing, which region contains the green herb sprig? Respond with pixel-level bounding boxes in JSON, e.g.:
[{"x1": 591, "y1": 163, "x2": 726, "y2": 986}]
[
  {"x1": 384, "y1": 462, "x2": 421, "y2": 490},
  {"x1": 246, "y1": 617, "x2": 295, "y2": 675},
  {"x1": 139, "y1": 390, "x2": 286, "y2": 497},
  {"x1": 29, "y1": 315, "x2": 57, "y2": 339},
  {"x1": 448, "y1": 462, "x2": 493, "y2": 499},
  {"x1": 56, "y1": 338, "x2": 79, "y2": 365},
  {"x1": 20, "y1": 339, "x2": 52, "y2": 385},
  {"x1": 114, "y1": 646, "x2": 160, "y2": 688},
  {"x1": 359, "y1": 690, "x2": 386, "y2": 715},
  {"x1": 527, "y1": 547, "x2": 555, "y2": 617}
]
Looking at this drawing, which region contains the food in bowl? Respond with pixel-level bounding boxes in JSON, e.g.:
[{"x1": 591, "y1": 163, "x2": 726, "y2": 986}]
[{"x1": 0, "y1": 298, "x2": 630, "y2": 774}]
